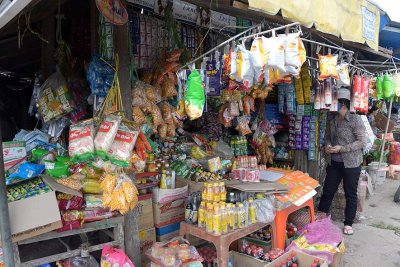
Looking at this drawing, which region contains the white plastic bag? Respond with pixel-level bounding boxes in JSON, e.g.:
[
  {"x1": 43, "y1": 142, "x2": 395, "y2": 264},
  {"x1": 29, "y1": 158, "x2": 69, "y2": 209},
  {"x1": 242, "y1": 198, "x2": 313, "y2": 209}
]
[
  {"x1": 94, "y1": 115, "x2": 121, "y2": 158},
  {"x1": 236, "y1": 45, "x2": 254, "y2": 89},
  {"x1": 264, "y1": 34, "x2": 286, "y2": 72},
  {"x1": 255, "y1": 196, "x2": 275, "y2": 223},
  {"x1": 107, "y1": 123, "x2": 139, "y2": 167},
  {"x1": 250, "y1": 37, "x2": 268, "y2": 84},
  {"x1": 230, "y1": 51, "x2": 238, "y2": 80},
  {"x1": 283, "y1": 32, "x2": 301, "y2": 68},
  {"x1": 69, "y1": 119, "x2": 95, "y2": 161}
]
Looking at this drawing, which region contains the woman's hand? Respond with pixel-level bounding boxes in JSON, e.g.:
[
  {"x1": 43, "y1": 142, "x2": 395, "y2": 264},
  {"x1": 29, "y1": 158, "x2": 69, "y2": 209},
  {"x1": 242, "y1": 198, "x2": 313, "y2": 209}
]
[{"x1": 325, "y1": 145, "x2": 341, "y2": 154}]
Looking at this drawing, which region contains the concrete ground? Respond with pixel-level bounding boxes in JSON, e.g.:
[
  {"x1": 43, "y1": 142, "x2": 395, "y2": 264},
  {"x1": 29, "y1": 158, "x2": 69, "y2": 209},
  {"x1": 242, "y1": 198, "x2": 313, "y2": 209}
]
[{"x1": 339, "y1": 178, "x2": 400, "y2": 267}]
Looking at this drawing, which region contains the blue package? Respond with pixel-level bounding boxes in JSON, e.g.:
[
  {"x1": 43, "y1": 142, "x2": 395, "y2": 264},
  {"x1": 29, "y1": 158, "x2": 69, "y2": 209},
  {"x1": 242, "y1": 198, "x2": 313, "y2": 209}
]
[
  {"x1": 87, "y1": 55, "x2": 115, "y2": 96},
  {"x1": 6, "y1": 162, "x2": 45, "y2": 185}
]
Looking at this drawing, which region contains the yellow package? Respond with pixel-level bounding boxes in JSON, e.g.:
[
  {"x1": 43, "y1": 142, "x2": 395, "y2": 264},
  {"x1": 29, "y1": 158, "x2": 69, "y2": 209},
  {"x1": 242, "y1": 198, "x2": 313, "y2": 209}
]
[
  {"x1": 82, "y1": 179, "x2": 102, "y2": 194},
  {"x1": 294, "y1": 77, "x2": 304, "y2": 105},
  {"x1": 318, "y1": 54, "x2": 339, "y2": 80},
  {"x1": 298, "y1": 37, "x2": 306, "y2": 67},
  {"x1": 100, "y1": 173, "x2": 117, "y2": 193}
]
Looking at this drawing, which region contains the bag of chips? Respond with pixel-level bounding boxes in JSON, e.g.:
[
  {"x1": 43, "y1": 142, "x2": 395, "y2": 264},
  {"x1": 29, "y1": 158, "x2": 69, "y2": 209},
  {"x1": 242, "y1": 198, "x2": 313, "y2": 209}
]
[
  {"x1": 69, "y1": 120, "x2": 95, "y2": 162},
  {"x1": 236, "y1": 45, "x2": 254, "y2": 90},
  {"x1": 250, "y1": 37, "x2": 269, "y2": 84},
  {"x1": 283, "y1": 32, "x2": 301, "y2": 68},
  {"x1": 94, "y1": 115, "x2": 121, "y2": 159},
  {"x1": 337, "y1": 63, "x2": 350, "y2": 86},
  {"x1": 264, "y1": 34, "x2": 286, "y2": 72},
  {"x1": 107, "y1": 123, "x2": 139, "y2": 167},
  {"x1": 318, "y1": 54, "x2": 339, "y2": 80}
]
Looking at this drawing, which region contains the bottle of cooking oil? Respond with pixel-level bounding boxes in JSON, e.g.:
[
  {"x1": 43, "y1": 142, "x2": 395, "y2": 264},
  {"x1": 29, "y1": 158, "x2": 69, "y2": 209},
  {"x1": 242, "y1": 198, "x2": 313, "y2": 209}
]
[
  {"x1": 206, "y1": 203, "x2": 213, "y2": 233},
  {"x1": 220, "y1": 203, "x2": 228, "y2": 234},
  {"x1": 206, "y1": 183, "x2": 213, "y2": 202},
  {"x1": 213, "y1": 182, "x2": 220, "y2": 202},
  {"x1": 213, "y1": 205, "x2": 222, "y2": 235},
  {"x1": 220, "y1": 182, "x2": 226, "y2": 202},
  {"x1": 248, "y1": 198, "x2": 257, "y2": 224},
  {"x1": 198, "y1": 201, "x2": 206, "y2": 228},
  {"x1": 202, "y1": 182, "x2": 208, "y2": 201}
]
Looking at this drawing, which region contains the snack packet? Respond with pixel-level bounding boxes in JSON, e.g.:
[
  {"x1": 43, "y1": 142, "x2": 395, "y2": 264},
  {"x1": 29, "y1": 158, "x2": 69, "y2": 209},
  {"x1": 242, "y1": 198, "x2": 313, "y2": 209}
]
[
  {"x1": 318, "y1": 54, "x2": 339, "y2": 80},
  {"x1": 94, "y1": 115, "x2": 122, "y2": 159},
  {"x1": 107, "y1": 123, "x2": 139, "y2": 167},
  {"x1": 68, "y1": 119, "x2": 95, "y2": 162}
]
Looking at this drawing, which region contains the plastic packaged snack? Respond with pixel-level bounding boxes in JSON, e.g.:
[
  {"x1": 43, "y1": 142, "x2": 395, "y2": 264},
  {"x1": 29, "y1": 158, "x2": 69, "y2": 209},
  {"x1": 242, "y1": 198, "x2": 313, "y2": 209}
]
[
  {"x1": 161, "y1": 78, "x2": 178, "y2": 99},
  {"x1": 146, "y1": 84, "x2": 162, "y2": 103},
  {"x1": 107, "y1": 123, "x2": 138, "y2": 167},
  {"x1": 250, "y1": 37, "x2": 269, "y2": 84},
  {"x1": 236, "y1": 45, "x2": 254, "y2": 90},
  {"x1": 337, "y1": 63, "x2": 350, "y2": 86},
  {"x1": 84, "y1": 194, "x2": 103, "y2": 209},
  {"x1": 132, "y1": 106, "x2": 146, "y2": 125},
  {"x1": 94, "y1": 115, "x2": 121, "y2": 159},
  {"x1": 83, "y1": 208, "x2": 118, "y2": 223},
  {"x1": 318, "y1": 54, "x2": 339, "y2": 80},
  {"x1": 56, "y1": 174, "x2": 84, "y2": 191},
  {"x1": 242, "y1": 95, "x2": 255, "y2": 115},
  {"x1": 6, "y1": 162, "x2": 45, "y2": 185},
  {"x1": 298, "y1": 37, "x2": 306, "y2": 67},
  {"x1": 58, "y1": 195, "x2": 84, "y2": 211},
  {"x1": 185, "y1": 69, "x2": 205, "y2": 120},
  {"x1": 149, "y1": 103, "x2": 163, "y2": 127},
  {"x1": 100, "y1": 173, "x2": 117, "y2": 193},
  {"x1": 283, "y1": 32, "x2": 300, "y2": 68},
  {"x1": 68, "y1": 119, "x2": 95, "y2": 162},
  {"x1": 82, "y1": 179, "x2": 102, "y2": 194},
  {"x1": 264, "y1": 35, "x2": 286, "y2": 72},
  {"x1": 61, "y1": 210, "x2": 84, "y2": 222},
  {"x1": 236, "y1": 116, "x2": 252, "y2": 136},
  {"x1": 132, "y1": 82, "x2": 151, "y2": 109},
  {"x1": 100, "y1": 245, "x2": 135, "y2": 267}
]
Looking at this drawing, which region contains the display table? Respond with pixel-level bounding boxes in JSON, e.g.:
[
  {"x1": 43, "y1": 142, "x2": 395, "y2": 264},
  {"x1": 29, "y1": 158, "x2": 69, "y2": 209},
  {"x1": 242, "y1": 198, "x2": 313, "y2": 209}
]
[
  {"x1": 13, "y1": 216, "x2": 125, "y2": 266},
  {"x1": 179, "y1": 222, "x2": 268, "y2": 267},
  {"x1": 272, "y1": 198, "x2": 315, "y2": 249}
]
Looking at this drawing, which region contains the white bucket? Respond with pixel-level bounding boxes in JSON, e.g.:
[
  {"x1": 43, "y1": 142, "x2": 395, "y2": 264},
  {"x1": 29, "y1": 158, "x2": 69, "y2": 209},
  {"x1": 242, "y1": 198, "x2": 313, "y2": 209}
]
[{"x1": 368, "y1": 162, "x2": 387, "y2": 185}]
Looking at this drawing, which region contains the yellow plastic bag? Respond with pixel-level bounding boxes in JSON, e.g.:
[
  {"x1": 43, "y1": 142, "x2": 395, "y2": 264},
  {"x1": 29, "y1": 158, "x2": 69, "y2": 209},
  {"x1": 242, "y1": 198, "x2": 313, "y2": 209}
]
[{"x1": 318, "y1": 54, "x2": 339, "y2": 80}]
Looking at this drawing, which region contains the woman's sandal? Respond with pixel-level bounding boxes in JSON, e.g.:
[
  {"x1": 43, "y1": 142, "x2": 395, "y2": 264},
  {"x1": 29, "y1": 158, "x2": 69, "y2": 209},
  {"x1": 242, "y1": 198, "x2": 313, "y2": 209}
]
[{"x1": 343, "y1": 225, "x2": 354, "y2": 235}]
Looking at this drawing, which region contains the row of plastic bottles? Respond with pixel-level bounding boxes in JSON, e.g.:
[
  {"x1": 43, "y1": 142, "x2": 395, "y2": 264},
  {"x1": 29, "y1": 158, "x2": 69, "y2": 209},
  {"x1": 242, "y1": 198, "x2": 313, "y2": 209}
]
[
  {"x1": 198, "y1": 199, "x2": 257, "y2": 235},
  {"x1": 202, "y1": 182, "x2": 227, "y2": 202}
]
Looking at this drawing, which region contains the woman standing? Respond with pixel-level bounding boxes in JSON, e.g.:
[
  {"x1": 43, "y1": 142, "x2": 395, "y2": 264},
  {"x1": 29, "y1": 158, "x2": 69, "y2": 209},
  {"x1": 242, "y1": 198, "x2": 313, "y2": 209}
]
[{"x1": 318, "y1": 88, "x2": 367, "y2": 235}]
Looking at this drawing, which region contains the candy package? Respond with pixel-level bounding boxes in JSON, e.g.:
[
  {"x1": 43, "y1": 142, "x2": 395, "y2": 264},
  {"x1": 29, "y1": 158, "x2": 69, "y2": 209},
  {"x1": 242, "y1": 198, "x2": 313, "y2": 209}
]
[
  {"x1": 69, "y1": 120, "x2": 95, "y2": 162},
  {"x1": 94, "y1": 115, "x2": 121, "y2": 159},
  {"x1": 318, "y1": 54, "x2": 339, "y2": 80},
  {"x1": 107, "y1": 123, "x2": 139, "y2": 167}
]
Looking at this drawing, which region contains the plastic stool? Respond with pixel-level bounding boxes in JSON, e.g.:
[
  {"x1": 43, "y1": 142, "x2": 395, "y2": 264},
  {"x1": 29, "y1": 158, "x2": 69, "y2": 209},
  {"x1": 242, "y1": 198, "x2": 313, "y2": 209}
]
[{"x1": 272, "y1": 198, "x2": 315, "y2": 250}]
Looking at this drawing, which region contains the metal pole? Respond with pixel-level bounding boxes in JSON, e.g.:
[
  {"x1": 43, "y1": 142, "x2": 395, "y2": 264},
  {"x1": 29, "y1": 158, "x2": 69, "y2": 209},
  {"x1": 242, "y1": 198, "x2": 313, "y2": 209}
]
[
  {"x1": 301, "y1": 38, "x2": 354, "y2": 55},
  {"x1": 0, "y1": 118, "x2": 15, "y2": 266},
  {"x1": 379, "y1": 98, "x2": 393, "y2": 168}
]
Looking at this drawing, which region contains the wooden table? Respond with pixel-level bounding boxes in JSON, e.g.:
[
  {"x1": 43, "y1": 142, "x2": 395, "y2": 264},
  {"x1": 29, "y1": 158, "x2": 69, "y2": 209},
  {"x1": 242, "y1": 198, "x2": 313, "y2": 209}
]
[
  {"x1": 179, "y1": 222, "x2": 268, "y2": 267},
  {"x1": 13, "y1": 216, "x2": 125, "y2": 267}
]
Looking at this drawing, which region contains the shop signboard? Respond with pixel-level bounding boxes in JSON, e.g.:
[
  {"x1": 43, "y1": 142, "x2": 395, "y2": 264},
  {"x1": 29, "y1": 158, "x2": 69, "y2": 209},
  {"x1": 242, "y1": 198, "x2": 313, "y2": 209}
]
[
  {"x1": 127, "y1": 0, "x2": 155, "y2": 10},
  {"x1": 153, "y1": 0, "x2": 170, "y2": 17},
  {"x1": 210, "y1": 10, "x2": 237, "y2": 33},
  {"x1": 361, "y1": 5, "x2": 376, "y2": 42},
  {"x1": 173, "y1": 0, "x2": 197, "y2": 24},
  {"x1": 96, "y1": 0, "x2": 128, "y2": 25}
]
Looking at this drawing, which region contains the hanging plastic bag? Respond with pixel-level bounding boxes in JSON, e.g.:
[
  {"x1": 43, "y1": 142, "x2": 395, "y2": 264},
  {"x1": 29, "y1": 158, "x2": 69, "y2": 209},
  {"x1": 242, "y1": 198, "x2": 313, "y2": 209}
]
[
  {"x1": 236, "y1": 45, "x2": 254, "y2": 89},
  {"x1": 100, "y1": 245, "x2": 135, "y2": 267},
  {"x1": 393, "y1": 72, "x2": 400, "y2": 97},
  {"x1": 38, "y1": 71, "x2": 74, "y2": 123},
  {"x1": 69, "y1": 120, "x2": 95, "y2": 162},
  {"x1": 184, "y1": 69, "x2": 205, "y2": 120},
  {"x1": 107, "y1": 123, "x2": 139, "y2": 167},
  {"x1": 376, "y1": 75, "x2": 383, "y2": 99},
  {"x1": 230, "y1": 51, "x2": 238, "y2": 80},
  {"x1": 235, "y1": 116, "x2": 252, "y2": 136},
  {"x1": 337, "y1": 63, "x2": 350, "y2": 86},
  {"x1": 298, "y1": 37, "x2": 307, "y2": 67},
  {"x1": 264, "y1": 34, "x2": 286, "y2": 72},
  {"x1": 361, "y1": 77, "x2": 370, "y2": 113},
  {"x1": 250, "y1": 37, "x2": 268, "y2": 84},
  {"x1": 383, "y1": 73, "x2": 396, "y2": 99},
  {"x1": 283, "y1": 32, "x2": 301, "y2": 68},
  {"x1": 94, "y1": 115, "x2": 122, "y2": 159},
  {"x1": 353, "y1": 75, "x2": 362, "y2": 111},
  {"x1": 324, "y1": 78, "x2": 333, "y2": 107},
  {"x1": 318, "y1": 54, "x2": 339, "y2": 80}
]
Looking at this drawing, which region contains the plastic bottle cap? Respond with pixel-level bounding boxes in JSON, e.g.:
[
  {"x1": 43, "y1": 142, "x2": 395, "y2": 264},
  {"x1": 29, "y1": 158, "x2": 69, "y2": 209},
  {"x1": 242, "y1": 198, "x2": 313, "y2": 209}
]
[{"x1": 314, "y1": 259, "x2": 320, "y2": 263}]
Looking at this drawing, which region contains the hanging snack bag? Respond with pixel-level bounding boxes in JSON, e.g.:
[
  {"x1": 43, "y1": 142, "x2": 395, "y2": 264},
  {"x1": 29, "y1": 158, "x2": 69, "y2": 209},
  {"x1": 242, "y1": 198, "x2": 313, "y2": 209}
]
[
  {"x1": 185, "y1": 69, "x2": 206, "y2": 120},
  {"x1": 264, "y1": 34, "x2": 286, "y2": 72},
  {"x1": 161, "y1": 78, "x2": 178, "y2": 100},
  {"x1": 298, "y1": 37, "x2": 306, "y2": 67},
  {"x1": 393, "y1": 72, "x2": 400, "y2": 97},
  {"x1": 353, "y1": 75, "x2": 362, "y2": 111},
  {"x1": 318, "y1": 54, "x2": 339, "y2": 80},
  {"x1": 283, "y1": 32, "x2": 301, "y2": 68},
  {"x1": 236, "y1": 45, "x2": 254, "y2": 89},
  {"x1": 38, "y1": 72, "x2": 73, "y2": 123},
  {"x1": 69, "y1": 120, "x2": 95, "y2": 162},
  {"x1": 250, "y1": 37, "x2": 269, "y2": 84},
  {"x1": 230, "y1": 51, "x2": 238, "y2": 80},
  {"x1": 337, "y1": 63, "x2": 350, "y2": 86},
  {"x1": 236, "y1": 116, "x2": 252, "y2": 136},
  {"x1": 94, "y1": 115, "x2": 122, "y2": 159},
  {"x1": 376, "y1": 75, "x2": 384, "y2": 99},
  {"x1": 107, "y1": 123, "x2": 139, "y2": 167},
  {"x1": 383, "y1": 73, "x2": 396, "y2": 99}
]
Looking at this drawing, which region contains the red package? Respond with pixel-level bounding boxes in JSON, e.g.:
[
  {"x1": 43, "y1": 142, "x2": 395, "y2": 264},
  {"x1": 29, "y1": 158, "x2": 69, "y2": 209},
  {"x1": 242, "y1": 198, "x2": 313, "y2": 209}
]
[
  {"x1": 57, "y1": 219, "x2": 82, "y2": 232},
  {"x1": 361, "y1": 77, "x2": 370, "y2": 113},
  {"x1": 58, "y1": 196, "x2": 84, "y2": 211},
  {"x1": 101, "y1": 245, "x2": 135, "y2": 267},
  {"x1": 353, "y1": 75, "x2": 362, "y2": 111},
  {"x1": 83, "y1": 208, "x2": 118, "y2": 223}
]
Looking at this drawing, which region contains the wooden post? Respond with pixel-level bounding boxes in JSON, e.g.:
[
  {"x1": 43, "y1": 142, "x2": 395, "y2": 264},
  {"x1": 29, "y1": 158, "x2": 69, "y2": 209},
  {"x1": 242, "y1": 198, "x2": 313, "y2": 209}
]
[{"x1": 113, "y1": 6, "x2": 141, "y2": 265}]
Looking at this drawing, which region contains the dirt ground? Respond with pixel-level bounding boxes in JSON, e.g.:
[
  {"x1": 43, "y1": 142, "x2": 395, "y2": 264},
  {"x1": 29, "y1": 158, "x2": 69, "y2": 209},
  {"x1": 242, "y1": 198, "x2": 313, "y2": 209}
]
[{"x1": 339, "y1": 178, "x2": 400, "y2": 267}]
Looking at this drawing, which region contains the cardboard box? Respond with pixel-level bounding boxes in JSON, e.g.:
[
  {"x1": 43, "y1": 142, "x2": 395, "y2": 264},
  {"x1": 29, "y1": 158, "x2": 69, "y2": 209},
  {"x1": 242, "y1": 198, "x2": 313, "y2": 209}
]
[
  {"x1": 139, "y1": 227, "x2": 156, "y2": 267},
  {"x1": 7, "y1": 175, "x2": 82, "y2": 243},
  {"x1": 229, "y1": 250, "x2": 328, "y2": 267},
  {"x1": 156, "y1": 222, "x2": 181, "y2": 242},
  {"x1": 3, "y1": 141, "x2": 26, "y2": 171},
  {"x1": 152, "y1": 178, "x2": 188, "y2": 204},
  {"x1": 153, "y1": 198, "x2": 185, "y2": 228},
  {"x1": 136, "y1": 193, "x2": 154, "y2": 231},
  {"x1": 238, "y1": 237, "x2": 272, "y2": 253}
]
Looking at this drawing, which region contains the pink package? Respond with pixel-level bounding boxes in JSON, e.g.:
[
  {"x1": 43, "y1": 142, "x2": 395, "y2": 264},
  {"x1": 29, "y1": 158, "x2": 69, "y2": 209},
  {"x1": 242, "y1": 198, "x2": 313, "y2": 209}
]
[
  {"x1": 101, "y1": 245, "x2": 135, "y2": 266},
  {"x1": 232, "y1": 168, "x2": 246, "y2": 180},
  {"x1": 244, "y1": 169, "x2": 260, "y2": 182}
]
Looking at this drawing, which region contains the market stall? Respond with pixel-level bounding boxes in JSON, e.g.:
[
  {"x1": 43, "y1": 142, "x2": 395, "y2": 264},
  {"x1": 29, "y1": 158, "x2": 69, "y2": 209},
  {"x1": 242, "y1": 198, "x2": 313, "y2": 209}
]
[{"x1": 1, "y1": 0, "x2": 399, "y2": 267}]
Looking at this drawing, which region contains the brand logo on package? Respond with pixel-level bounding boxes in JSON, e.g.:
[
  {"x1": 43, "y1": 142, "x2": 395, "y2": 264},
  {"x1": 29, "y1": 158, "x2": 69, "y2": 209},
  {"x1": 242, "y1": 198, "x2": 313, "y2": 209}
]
[
  {"x1": 160, "y1": 201, "x2": 185, "y2": 214},
  {"x1": 98, "y1": 121, "x2": 113, "y2": 133},
  {"x1": 69, "y1": 128, "x2": 91, "y2": 141},
  {"x1": 115, "y1": 130, "x2": 135, "y2": 143},
  {"x1": 96, "y1": 0, "x2": 128, "y2": 25}
]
